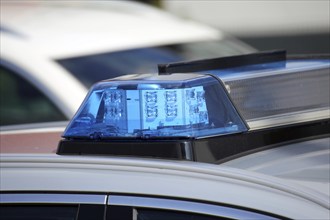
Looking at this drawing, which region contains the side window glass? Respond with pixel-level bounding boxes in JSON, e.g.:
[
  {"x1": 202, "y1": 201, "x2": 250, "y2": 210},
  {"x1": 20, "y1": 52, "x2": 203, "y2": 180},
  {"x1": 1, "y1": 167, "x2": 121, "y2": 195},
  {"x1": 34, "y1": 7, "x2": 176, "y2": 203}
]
[
  {"x1": 0, "y1": 66, "x2": 66, "y2": 126},
  {"x1": 136, "y1": 208, "x2": 230, "y2": 220},
  {"x1": 0, "y1": 205, "x2": 78, "y2": 220},
  {"x1": 107, "y1": 196, "x2": 279, "y2": 220}
]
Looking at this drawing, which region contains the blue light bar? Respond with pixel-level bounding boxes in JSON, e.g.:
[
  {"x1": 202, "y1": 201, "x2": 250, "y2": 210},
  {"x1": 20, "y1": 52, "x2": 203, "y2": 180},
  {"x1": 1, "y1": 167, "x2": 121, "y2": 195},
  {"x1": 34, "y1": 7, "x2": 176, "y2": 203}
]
[
  {"x1": 63, "y1": 74, "x2": 248, "y2": 139},
  {"x1": 157, "y1": 51, "x2": 330, "y2": 130}
]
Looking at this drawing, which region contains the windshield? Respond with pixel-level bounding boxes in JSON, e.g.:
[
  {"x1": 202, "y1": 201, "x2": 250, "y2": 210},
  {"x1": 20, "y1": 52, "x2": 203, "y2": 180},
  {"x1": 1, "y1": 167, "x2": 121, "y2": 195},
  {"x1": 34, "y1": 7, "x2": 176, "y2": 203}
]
[{"x1": 57, "y1": 40, "x2": 253, "y2": 88}]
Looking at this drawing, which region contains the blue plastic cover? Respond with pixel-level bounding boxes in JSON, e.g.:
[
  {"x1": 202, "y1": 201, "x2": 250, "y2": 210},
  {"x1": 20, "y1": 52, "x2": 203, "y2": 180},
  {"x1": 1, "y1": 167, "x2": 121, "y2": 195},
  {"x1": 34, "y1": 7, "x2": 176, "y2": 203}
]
[{"x1": 63, "y1": 73, "x2": 248, "y2": 139}]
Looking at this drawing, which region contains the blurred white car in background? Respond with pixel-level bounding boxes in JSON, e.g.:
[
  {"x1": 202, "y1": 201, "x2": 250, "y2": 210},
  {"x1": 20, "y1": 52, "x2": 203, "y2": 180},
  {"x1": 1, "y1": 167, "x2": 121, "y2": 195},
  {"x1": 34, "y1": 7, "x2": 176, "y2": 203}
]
[
  {"x1": 0, "y1": 1, "x2": 254, "y2": 127},
  {"x1": 162, "y1": 1, "x2": 330, "y2": 54}
]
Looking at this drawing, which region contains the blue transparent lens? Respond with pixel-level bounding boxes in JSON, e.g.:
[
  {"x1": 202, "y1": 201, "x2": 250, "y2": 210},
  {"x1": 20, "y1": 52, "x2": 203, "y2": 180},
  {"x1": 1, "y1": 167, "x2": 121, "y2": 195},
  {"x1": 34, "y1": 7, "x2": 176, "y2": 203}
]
[{"x1": 63, "y1": 74, "x2": 248, "y2": 139}]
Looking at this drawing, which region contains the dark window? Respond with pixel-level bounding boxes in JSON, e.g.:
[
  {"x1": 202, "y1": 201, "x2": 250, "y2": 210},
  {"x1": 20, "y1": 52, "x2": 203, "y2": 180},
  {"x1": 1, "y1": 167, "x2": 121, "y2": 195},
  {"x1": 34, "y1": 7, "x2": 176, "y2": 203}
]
[
  {"x1": 136, "y1": 208, "x2": 232, "y2": 220},
  {"x1": 77, "y1": 204, "x2": 105, "y2": 220},
  {"x1": 106, "y1": 205, "x2": 133, "y2": 220},
  {"x1": 0, "y1": 205, "x2": 78, "y2": 220},
  {"x1": 0, "y1": 66, "x2": 66, "y2": 126},
  {"x1": 106, "y1": 196, "x2": 280, "y2": 220},
  {"x1": 57, "y1": 40, "x2": 251, "y2": 88}
]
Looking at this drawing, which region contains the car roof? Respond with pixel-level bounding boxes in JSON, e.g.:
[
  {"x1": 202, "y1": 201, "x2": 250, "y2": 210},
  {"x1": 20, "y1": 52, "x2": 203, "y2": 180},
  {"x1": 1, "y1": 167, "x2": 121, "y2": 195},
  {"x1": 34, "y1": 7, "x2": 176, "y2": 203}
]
[
  {"x1": 0, "y1": 153, "x2": 329, "y2": 219},
  {"x1": 1, "y1": 126, "x2": 329, "y2": 204},
  {"x1": 1, "y1": 1, "x2": 222, "y2": 59},
  {"x1": 224, "y1": 137, "x2": 330, "y2": 198}
]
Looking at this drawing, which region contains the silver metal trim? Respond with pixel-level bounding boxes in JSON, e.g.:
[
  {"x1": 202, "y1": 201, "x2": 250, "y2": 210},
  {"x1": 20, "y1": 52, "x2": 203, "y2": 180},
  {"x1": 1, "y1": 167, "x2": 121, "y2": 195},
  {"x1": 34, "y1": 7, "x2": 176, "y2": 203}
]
[
  {"x1": 247, "y1": 108, "x2": 330, "y2": 130},
  {"x1": 222, "y1": 63, "x2": 330, "y2": 82},
  {"x1": 221, "y1": 62, "x2": 330, "y2": 130},
  {"x1": 184, "y1": 143, "x2": 193, "y2": 161},
  {"x1": 108, "y1": 195, "x2": 278, "y2": 219},
  {"x1": 0, "y1": 193, "x2": 107, "y2": 205}
]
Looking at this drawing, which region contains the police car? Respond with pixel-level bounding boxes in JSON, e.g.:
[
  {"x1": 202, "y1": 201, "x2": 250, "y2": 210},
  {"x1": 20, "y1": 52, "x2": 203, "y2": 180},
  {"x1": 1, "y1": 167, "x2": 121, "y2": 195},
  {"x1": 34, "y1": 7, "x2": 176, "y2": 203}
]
[{"x1": 0, "y1": 51, "x2": 329, "y2": 219}]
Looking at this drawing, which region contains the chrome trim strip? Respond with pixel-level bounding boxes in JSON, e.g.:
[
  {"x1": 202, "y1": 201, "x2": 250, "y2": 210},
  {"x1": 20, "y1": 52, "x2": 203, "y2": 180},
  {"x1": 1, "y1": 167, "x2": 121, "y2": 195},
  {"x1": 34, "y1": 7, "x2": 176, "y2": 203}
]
[
  {"x1": 0, "y1": 193, "x2": 107, "y2": 205},
  {"x1": 247, "y1": 109, "x2": 330, "y2": 130},
  {"x1": 184, "y1": 143, "x2": 193, "y2": 161},
  {"x1": 222, "y1": 63, "x2": 330, "y2": 129},
  {"x1": 221, "y1": 63, "x2": 330, "y2": 81},
  {"x1": 108, "y1": 195, "x2": 277, "y2": 219}
]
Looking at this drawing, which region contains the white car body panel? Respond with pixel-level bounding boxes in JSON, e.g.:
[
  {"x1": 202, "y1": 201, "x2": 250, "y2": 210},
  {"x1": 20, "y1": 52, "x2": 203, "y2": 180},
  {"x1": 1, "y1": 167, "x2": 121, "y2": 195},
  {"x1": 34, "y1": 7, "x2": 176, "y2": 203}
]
[
  {"x1": 224, "y1": 137, "x2": 330, "y2": 199},
  {"x1": 163, "y1": 1, "x2": 330, "y2": 37},
  {"x1": 1, "y1": 1, "x2": 222, "y2": 59},
  {"x1": 0, "y1": 154, "x2": 329, "y2": 219},
  {"x1": 1, "y1": 34, "x2": 87, "y2": 117}
]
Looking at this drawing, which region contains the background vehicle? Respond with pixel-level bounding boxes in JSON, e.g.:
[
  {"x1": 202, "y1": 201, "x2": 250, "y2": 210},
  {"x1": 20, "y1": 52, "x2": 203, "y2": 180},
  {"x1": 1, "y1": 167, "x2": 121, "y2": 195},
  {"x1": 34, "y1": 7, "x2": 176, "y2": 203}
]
[
  {"x1": 162, "y1": 1, "x2": 330, "y2": 54},
  {"x1": 0, "y1": 1, "x2": 254, "y2": 127}
]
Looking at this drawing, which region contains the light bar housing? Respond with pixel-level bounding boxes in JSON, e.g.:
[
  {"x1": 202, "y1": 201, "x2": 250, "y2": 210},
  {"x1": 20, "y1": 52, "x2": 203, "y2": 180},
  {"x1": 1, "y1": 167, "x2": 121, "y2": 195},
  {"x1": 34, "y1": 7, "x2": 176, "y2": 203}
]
[
  {"x1": 159, "y1": 51, "x2": 330, "y2": 130},
  {"x1": 220, "y1": 59, "x2": 330, "y2": 129},
  {"x1": 63, "y1": 73, "x2": 248, "y2": 140},
  {"x1": 58, "y1": 51, "x2": 329, "y2": 163}
]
